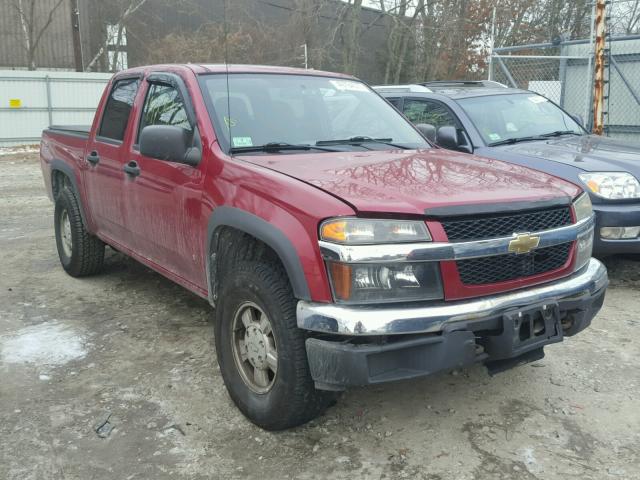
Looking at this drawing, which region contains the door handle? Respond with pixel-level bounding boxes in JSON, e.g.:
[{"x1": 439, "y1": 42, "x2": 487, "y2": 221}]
[
  {"x1": 87, "y1": 151, "x2": 100, "y2": 165},
  {"x1": 123, "y1": 160, "x2": 141, "y2": 177}
]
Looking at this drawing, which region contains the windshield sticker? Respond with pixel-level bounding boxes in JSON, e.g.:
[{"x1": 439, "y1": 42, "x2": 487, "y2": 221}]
[
  {"x1": 329, "y1": 80, "x2": 368, "y2": 92},
  {"x1": 528, "y1": 95, "x2": 548, "y2": 104},
  {"x1": 232, "y1": 136, "x2": 253, "y2": 147},
  {"x1": 488, "y1": 133, "x2": 501, "y2": 141}
]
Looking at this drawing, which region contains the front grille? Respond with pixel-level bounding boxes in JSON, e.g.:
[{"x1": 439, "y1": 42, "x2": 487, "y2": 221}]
[
  {"x1": 442, "y1": 207, "x2": 572, "y2": 242},
  {"x1": 457, "y1": 242, "x2": 572, "y2": 285}
]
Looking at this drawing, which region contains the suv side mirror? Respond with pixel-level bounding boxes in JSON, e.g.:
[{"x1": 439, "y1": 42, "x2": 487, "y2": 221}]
[
  {"x1": 140, "y1": 125, "x2": 201, "y2": 166},
  {"x1": 415, "y1": 123, "x2": 436, "y2": 143},
  {"x1": 436, "y1": 126, "x2": 459, "y2": 150}
]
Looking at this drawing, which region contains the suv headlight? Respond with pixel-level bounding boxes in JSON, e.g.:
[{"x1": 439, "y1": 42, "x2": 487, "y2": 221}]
[
  {"x1": 320, "y1": 218, "x2": 442, "y2": 304},
  {"x1": 579, "y1": 172, "x2": 640, "y2": 199}
]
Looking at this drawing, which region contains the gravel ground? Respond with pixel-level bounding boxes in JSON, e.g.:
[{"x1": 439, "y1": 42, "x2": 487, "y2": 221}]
[{"x1": 1, "y1": 152, "x2": 639, "y2": 480}]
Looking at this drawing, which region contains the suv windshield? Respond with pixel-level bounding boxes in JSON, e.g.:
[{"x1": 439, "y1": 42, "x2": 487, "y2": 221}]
[
  {"x1": 199, "y1": 74, "x2": 429, "y2": 153},
  {"x1": 457, "y1": 93, "x2": 584, "y2": 146}
]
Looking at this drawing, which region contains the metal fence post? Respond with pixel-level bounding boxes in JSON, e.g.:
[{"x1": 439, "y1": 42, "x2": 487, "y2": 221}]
[
  {"x1": 44, "y1": 75, "x2": 53, "y2": 127},
  {"x1": 592, "y1": 0, "x2": 607, "y2": 135},
  {"x1": 559, "y1": 43, "x2": 567, "y2": 108}
]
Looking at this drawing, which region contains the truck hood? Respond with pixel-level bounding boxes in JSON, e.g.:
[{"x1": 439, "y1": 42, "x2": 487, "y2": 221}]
[
  {"x1": 238, "y1": 149, "x2": 580, "y2": 215},
  {"x1": 495, "y1": 134, "x2": 640, "y2": 174}
]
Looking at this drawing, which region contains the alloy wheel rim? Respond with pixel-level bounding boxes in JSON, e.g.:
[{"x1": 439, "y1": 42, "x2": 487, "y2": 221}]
[
  {"x1": 231, "y1": 301, "x2": 278, "y2": 394},
  {"x1": 60, "y1": 209, "x2": 73, "y2": 258}
]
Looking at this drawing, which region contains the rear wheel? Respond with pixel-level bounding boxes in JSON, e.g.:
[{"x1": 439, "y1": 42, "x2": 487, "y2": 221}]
[
  {"x1": 215, "y1": 260, "x2": 335, "y2": 430},
  {"x1": 54, "y1": 187, "x2": 105, "y2": 277}
]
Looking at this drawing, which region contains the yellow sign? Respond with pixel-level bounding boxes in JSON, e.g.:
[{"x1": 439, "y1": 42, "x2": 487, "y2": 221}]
[
  {"x1": 9, "y1": 99, "x2": 22, "y2": 108},
  {"x1": 508, "y1": 233, "x2": 541, "y2": 255}
]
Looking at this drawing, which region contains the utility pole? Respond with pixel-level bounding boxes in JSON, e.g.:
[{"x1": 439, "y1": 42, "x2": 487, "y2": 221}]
[
  {"x1": 592, "y1": 0, "x2": 607, "y2": 135},
  {"x1": 70, "y1": 0, "x2": 84, "y2": 71}
]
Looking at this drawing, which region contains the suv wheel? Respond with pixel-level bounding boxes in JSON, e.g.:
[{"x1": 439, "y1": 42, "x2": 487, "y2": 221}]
[
  {"x1": 54, "y1": 187, "x2": 105, "y2": 276},
  {"x1": 215, "y1": 260, "x2": 335, "y2": 430}
]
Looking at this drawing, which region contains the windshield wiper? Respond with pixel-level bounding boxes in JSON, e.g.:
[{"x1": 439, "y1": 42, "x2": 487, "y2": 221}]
[
  {"x1": 488, "y1": 136, "x2": 545, "y2": 147},
  {"x1": 489, "y1": 129, "x2": 583, "y2": 146},
  {"x1": 229, "y1": 142, "x2": 338, "y2": 154},
  {"x1": 539, "y1": 130, "x2": 581, "y2": 138},
  {"x1": 316, "y1": 136, "x2": 408, "y2": 149}
]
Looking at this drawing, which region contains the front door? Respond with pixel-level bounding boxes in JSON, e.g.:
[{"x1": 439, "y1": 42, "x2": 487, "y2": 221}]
[
  {"x1": 84, "y1": 77, "x2": 140, "y2": 246},
  {"x1": 123, "y1": 75, "x2": 207, "y2": 288}
]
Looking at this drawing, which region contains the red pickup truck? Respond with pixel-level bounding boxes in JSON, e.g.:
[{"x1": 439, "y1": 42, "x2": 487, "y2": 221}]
[{"x1": 40, "y1": 64, "x2": 608, "y2": 430}]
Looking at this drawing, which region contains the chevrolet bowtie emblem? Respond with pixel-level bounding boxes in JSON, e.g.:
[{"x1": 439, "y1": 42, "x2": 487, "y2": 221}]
[{"x1": 508, "y1": 233, "x2": 540, "y2": 255}]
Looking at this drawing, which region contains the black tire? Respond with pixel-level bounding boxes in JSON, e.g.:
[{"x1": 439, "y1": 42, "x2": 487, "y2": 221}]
[
  {"x1": 215, "y1": 260, "x2": 335, "y2": 430},
  {"x1": 54, "y1": 187, "x2": 105, "y2": 277}
]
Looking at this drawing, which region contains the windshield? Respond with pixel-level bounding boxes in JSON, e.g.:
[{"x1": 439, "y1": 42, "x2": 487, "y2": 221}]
[
  {"x1": 199, "y1": 74, "x2": 428, "y2": 153},
  {"x1": 457, "y1": 93, "x2": 584, "y2": 145}
]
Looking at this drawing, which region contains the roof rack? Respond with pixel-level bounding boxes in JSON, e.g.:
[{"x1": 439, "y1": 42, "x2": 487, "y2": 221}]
[
  {"x1": 372, "y1": 84, "x2": 432, "y2": 93},
  {"x1": 418, "y1": 80, "x2": 508, "y2": 89}
]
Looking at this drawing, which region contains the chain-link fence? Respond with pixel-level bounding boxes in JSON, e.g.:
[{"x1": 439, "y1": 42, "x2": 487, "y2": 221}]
[{"x1": 489, "y1": 35, "x2": 640, "y2": 143}]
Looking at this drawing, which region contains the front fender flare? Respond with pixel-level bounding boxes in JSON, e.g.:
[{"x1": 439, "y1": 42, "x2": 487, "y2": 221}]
[{"x1": 206, "y1": 206, "x2": 312, "y2": 304}]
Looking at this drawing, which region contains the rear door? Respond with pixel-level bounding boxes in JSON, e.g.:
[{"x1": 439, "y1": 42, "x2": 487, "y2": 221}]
[
  {"x1": 85, "y1": 77, "x2": 140, "y2": 245},
  {"x1": 123, "y1": 72, "x2": 206, "y2": 288}
]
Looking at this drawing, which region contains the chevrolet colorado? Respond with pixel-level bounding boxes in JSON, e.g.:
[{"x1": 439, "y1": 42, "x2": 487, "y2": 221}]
[{"x1": 40, "y1": 65, "x2": 608, "y2": 430}]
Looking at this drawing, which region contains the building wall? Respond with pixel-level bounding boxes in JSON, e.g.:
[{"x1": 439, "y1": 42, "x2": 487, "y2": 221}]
[
  {"x1": 0, "y1": 0, "x2": 76, "y2": 70},
  {"x1": 0, "y1": 0, "x2": 392, "y2": 82}
]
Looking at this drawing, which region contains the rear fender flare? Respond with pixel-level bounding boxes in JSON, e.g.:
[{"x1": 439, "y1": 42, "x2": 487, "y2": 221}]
[
  {"x1": 206, "y1": 206, "x2": 312, "y2": 305},
  {"x1": 50, "y1": 159, "x2": 89, "y2": 229}
]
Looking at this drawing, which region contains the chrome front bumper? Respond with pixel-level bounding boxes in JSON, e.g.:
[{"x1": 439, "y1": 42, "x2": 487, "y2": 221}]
[{"x1": 297, "y1": 258, "x2": 608, "y2": 336}]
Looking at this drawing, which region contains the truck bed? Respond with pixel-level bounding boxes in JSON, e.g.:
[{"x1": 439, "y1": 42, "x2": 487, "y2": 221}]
[{"x1": 46, "y1": 125, "x2": 91, "y2": 138}]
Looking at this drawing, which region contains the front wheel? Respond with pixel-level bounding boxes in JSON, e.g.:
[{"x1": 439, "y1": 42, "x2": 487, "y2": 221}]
[
  {"x1": 214, "y1": 261, "x2": 335, "y2": 430},
  {"x1": 54, "y1": 187, "x2": 105, "y2": 277}
]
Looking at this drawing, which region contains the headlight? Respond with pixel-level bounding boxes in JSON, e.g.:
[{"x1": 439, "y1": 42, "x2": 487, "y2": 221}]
[
  {"x1": 320, "y1": 218, "x2": 431, "y2": 244},
  {"x1": 572, "y1": 192, "x2": 593, "y2": 222},
  {"x1": 579, "y1": 172, "x2": 640, "y2": 199},
  {"x1": 327, "y1": 261, "x2": 443, "y2": 304},
  {"x1": 321, "y1": 218, "x2": 441, "y2": 303}
]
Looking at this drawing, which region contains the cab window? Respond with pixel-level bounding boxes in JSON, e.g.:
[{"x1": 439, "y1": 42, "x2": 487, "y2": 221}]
[
  {"x1": 137, "y1": 82, "x2": 193, "y2": 143},
  {"x1": 98, "y1": 78, "x2": 140, "y2": 141}
]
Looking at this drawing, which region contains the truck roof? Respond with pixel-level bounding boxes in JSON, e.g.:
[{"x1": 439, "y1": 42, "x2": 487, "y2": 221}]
[
  {"x1": 375, "y1": 81, "x2": 530, "y2": 100},
  {"x1": 113, "y1": 64, "x2": 356, "y2": 80}
]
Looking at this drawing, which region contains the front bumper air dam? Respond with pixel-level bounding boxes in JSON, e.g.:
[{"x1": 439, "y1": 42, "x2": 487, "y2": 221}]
[{"x1": 299, "y1": 258, "x2": 608, "y2": 390}]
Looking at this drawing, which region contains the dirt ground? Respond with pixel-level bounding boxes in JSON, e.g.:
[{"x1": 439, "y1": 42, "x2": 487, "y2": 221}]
[{"x1": 1, "y1": 151, "x2": 639, "y2": 480}]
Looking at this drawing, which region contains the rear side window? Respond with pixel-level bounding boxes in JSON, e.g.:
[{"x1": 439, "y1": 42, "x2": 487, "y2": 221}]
[
  {"x1": 403, "y1": 99, "x2": 458, "y2": 129},
  {"x1": 98, "y1": 78, "x2": 140, "y2": 141},
  {"x1": 137, "y1": 83, "x2": 192, "y2": 142}
]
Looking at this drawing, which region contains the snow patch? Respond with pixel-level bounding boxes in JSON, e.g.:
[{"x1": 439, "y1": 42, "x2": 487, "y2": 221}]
[{"x1": 1, "y1": 322, "x2": 87, "y2": 366}]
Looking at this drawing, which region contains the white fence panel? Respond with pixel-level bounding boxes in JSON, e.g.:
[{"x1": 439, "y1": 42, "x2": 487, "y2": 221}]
[{"x1": 0, "y1": 70, "x2": 112, "y2": 147}]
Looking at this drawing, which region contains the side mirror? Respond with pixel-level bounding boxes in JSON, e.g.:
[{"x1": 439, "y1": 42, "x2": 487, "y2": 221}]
[
  {"x1": 415, "y1": 123, "x2": 436, "y2": 143},
  {"x1": 436, "y1": 126, "x2": 459, "y2": 150},
  {"x1": 571, "y1": 114, "x2": 584, "y2": 128},
  {"x1": 140, "y1": 125, "x2": 201, "y2": 166}
]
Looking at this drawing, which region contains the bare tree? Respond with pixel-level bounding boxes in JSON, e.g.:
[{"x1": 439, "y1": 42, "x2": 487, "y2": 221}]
[
  {"x1": 10, "y1": 0, "x2": 65, "y2": 70},
  {"x1": 341, "y1": 0, "x2": 363, "y2": 74},
  {"x1": 380, "y1": 0, "x2": 425, "y2": 83},
  {"x1": 85, "y1": 0, "x2": 149, "y2": 71}
]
